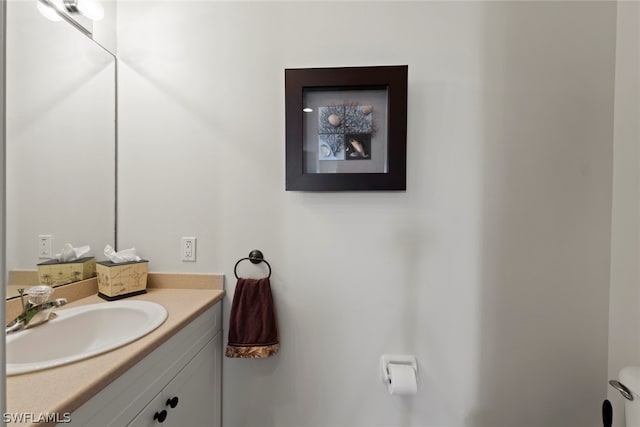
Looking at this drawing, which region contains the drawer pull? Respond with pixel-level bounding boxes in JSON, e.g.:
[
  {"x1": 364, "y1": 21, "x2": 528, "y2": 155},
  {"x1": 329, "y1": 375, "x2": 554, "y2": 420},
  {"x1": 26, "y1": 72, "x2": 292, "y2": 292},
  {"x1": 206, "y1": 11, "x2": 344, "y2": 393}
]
[
  {"x1": 166, "y1": 396, "x2": 179, "y2": 409},
  {"x1": 153, "y1": 410, "x2": 167, "y2": 423}
]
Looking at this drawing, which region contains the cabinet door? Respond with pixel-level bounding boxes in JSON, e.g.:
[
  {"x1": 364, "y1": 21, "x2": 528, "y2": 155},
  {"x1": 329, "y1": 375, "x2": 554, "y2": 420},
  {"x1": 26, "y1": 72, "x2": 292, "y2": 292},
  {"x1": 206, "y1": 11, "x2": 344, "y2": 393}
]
[
  {"x1": 127, "y1": 393, "x2": 165, "y2": 427},
  {"x1": 163, "y1": 332, "x2": 222, "y2": 427}
]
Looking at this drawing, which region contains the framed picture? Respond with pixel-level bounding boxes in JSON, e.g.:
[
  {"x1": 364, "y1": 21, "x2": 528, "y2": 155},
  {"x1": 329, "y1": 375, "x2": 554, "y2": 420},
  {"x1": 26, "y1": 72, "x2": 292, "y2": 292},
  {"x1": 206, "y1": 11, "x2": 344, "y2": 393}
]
[{"x1": 285, "y1": 65, "x2": 408, "y2": 191}]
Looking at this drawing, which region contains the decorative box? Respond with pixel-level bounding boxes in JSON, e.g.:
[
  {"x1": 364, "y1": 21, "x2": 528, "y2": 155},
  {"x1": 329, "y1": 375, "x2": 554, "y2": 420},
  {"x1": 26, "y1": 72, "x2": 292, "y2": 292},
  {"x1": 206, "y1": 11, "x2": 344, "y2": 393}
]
[
  {"x1": 96, "y1": 260, "x2": 149, "y2": 300},
  {"x1": 37, "y1": 257, "x2": 96, "y2": 286}
]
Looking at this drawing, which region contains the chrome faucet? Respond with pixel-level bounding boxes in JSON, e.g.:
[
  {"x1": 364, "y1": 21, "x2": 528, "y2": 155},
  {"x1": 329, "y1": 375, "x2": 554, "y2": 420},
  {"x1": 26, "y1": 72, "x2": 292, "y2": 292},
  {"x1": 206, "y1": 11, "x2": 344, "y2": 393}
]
[{"x1": 6, "y1": 285, "x2": 68, "y2": 335}]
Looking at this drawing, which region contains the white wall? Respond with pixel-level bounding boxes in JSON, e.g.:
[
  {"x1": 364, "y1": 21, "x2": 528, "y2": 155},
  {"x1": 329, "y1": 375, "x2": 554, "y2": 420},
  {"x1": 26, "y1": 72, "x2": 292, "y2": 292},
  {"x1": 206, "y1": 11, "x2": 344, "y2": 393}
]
[
  {"x1": 117, "y1": 2, "x2": 617, "y2": 426},
  {"x1": 608, "y1": 1, "x2": 640, "y2": 425}
]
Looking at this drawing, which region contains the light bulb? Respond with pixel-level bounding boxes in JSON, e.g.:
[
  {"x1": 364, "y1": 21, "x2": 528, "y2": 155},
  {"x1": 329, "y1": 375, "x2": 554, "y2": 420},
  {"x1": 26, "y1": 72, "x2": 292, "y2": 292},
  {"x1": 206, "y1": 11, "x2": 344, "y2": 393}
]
[
  {"x1": 37, "y1": 0, "x2": 63, "y2": 22},
  {"x1": 75, "y1": 0, "x2": 104, "y2": 21}
]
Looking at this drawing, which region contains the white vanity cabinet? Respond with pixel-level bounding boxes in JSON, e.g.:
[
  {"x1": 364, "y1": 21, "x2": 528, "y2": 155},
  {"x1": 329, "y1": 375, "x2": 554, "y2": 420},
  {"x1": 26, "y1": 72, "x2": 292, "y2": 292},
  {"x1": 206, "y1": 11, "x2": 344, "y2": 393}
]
[
  {"x1": 128, "y1": 333, "x2": 221, "y2": 427},
  {"x1": 66, "y1": 302, "x2": 222, "y2": 427}
]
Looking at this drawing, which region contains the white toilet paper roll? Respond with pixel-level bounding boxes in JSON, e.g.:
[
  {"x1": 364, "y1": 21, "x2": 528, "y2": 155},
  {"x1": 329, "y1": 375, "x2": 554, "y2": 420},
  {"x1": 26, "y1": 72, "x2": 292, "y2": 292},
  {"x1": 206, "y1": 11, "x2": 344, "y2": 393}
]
[{"x1": 387, "y1": 364, "x2": 418, "y2": 395}]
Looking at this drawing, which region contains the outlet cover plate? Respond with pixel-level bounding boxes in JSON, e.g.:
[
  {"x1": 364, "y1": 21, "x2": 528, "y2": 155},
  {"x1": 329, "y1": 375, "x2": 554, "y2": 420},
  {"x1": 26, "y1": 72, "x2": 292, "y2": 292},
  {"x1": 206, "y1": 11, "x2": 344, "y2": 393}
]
[{"x1": 181, "y1": 237, "x2": 197, "y2": 262}]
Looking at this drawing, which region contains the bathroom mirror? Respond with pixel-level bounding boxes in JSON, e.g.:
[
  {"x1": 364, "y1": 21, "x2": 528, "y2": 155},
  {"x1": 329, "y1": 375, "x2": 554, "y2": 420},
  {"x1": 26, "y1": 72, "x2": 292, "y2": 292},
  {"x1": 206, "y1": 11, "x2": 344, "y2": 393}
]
[{"x1": 4, "y1": 1, "x2": 116, "y2": 299}]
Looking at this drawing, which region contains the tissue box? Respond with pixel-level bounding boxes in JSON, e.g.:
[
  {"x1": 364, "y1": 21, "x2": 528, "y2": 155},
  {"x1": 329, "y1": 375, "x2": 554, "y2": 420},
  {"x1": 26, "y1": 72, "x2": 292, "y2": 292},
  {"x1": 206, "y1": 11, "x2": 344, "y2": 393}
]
[
  {"x1": 96, "y1": 260, "x2": 149, "y2": 300},
  {"x1": 37, "y1": 257, "x2": 96, "y2": 286}
]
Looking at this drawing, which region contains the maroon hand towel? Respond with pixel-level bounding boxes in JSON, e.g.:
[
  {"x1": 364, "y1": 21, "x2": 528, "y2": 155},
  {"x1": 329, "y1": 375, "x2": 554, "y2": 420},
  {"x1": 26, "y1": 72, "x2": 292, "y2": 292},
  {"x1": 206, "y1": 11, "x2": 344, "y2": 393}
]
[{"x1": 225, "y1": 277, "x2": 279, "y2": 358}]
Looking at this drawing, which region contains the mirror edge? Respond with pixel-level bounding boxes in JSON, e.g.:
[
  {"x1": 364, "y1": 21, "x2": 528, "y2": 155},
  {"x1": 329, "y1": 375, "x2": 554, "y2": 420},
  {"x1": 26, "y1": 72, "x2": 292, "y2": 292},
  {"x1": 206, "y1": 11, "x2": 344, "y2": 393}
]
[
  {"x1": 1, "y1": 0, "x2": 9, "y2": 414},
  {"x1": 4, "y1": 1, "x2": 117, "y2": 300}
]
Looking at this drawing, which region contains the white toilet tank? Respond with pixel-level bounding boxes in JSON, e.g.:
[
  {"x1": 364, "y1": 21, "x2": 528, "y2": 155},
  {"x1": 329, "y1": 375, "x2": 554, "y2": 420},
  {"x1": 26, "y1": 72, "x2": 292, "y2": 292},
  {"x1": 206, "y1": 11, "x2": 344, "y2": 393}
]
[{"x1": 619, "y1": 366, "x2": 640, "y2": 427}]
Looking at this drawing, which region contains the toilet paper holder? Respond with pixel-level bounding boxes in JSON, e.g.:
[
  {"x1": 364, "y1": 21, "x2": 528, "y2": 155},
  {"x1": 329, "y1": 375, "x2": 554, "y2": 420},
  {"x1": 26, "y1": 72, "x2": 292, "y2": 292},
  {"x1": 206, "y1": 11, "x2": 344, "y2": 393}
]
[
  {"x1": 381, "y1": 354, "x2": 418, "y2": 384},
  {"x1": 610, "y1": 380, "x2": 634, "y2": 401}
]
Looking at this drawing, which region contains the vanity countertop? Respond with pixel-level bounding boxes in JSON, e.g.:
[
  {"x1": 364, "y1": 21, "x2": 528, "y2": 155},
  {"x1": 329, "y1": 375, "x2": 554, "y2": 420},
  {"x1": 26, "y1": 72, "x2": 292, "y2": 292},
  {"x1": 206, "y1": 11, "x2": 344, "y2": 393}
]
[{"x1": 6, "y1": 276, "x2": 224, "y2": 426}]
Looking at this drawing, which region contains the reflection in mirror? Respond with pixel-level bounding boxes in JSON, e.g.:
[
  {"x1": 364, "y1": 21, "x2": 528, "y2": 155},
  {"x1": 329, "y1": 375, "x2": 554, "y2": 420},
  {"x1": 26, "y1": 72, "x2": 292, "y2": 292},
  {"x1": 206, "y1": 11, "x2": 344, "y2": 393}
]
[{"x1": 5, "y1": 1, "x2": 116, "y2": 299}]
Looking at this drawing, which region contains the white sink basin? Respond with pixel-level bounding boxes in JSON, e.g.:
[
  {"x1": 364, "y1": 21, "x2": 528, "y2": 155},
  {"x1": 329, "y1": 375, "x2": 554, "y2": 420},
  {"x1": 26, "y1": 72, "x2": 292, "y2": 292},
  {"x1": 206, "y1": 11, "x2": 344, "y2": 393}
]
[{"x1": 6, "y1": 300, "x2": 167, "y2": 376}]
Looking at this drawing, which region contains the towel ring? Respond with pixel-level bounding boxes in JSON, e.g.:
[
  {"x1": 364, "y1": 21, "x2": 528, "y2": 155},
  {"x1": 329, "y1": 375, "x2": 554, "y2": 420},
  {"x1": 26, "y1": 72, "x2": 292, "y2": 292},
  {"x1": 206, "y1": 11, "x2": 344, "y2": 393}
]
[{"x1": 234, "y1": 249, "x2": 271, "y2": 279}]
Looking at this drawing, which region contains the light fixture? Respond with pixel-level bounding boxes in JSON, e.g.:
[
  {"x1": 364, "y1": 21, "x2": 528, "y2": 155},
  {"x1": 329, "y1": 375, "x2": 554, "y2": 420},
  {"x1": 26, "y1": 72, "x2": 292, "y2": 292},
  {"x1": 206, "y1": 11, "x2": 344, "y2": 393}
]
[
  {"x1": 63, "y1": 0, "x2": 104, "y2": 21},
  {"x1": 36, "y1": 0, "x2": 63, "y2": 22},
  {"x1": 303, "y1": 107, "x2": 314, "y2": 113}
]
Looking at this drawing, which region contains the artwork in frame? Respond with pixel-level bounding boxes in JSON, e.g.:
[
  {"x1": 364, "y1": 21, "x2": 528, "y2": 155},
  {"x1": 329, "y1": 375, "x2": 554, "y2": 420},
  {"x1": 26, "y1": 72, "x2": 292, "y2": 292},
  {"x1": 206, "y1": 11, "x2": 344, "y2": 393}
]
[{"x1": 285, "y1": 65, "x2": 408, "y2": 191}]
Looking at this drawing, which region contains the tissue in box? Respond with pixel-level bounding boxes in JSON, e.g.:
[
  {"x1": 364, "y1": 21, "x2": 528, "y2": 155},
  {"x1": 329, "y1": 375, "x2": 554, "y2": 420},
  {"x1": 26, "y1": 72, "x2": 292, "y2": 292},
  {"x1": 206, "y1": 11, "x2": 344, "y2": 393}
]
[
  {"x1": 96, "y1": 260, "x2": 149, "y2": 300},
  {"x1": 37, "y1": 257, "x2": 96, "y2": 286}
]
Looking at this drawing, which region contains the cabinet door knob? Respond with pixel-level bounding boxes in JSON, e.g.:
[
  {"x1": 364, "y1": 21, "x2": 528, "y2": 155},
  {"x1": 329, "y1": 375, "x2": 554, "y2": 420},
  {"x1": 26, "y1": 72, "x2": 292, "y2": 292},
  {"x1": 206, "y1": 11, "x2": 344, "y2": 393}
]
[
  {"x1": 153, "y1": 410, "x2": 167, "y2": 423},
  {"x1": 166, "y1": 396, "x2": 179, "y2": 409}
]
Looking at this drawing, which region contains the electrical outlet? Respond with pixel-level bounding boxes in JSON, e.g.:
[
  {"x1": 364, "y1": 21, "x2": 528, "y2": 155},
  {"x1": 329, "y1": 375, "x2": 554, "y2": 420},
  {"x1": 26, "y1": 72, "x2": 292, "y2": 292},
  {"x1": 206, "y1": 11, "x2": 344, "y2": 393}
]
[
  {"x1": 181, "y1": 237, "x2": 197, "y2": 262},
  {"x1": 38, "y1": 235, "x2": 53, "y2": 258}
]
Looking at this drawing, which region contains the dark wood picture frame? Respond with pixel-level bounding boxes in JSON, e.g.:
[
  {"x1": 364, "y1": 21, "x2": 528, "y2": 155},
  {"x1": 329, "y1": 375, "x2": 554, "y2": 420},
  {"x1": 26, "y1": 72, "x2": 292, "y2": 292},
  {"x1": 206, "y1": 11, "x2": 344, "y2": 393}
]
[{"x1": 285, "y1": 65, "x2": 408, "y2": 191}]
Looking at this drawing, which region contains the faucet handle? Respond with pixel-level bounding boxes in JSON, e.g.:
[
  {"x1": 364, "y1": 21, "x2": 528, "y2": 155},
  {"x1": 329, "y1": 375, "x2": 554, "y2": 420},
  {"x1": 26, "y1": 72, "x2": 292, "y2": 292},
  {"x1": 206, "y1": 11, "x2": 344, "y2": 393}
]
[
  {"x1": 25, "y1": 285, "x2": 54, "y2": 305},
  {"x1": 17, "y1": 288, "x2": 26, "y2": 310}
]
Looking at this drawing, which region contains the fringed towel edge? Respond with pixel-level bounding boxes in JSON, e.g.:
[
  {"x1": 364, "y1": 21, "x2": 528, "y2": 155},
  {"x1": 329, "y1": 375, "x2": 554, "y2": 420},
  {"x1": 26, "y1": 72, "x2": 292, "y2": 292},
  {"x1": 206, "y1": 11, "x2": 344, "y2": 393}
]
[{"x1": 225, "y1": 343, "x2": 280, "y2": 358}]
